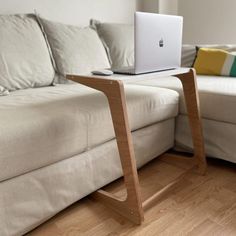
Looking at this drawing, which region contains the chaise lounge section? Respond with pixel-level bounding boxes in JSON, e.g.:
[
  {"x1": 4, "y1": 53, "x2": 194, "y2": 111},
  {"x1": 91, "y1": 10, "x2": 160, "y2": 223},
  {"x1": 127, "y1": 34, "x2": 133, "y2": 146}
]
[{"x1": 124, "y1": 69, "x2": 236, "y2": 164}]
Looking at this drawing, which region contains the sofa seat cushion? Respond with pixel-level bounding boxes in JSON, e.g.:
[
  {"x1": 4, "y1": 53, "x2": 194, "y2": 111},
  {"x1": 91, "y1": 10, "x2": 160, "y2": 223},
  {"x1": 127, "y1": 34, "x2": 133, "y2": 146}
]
[
  {"x1": 0, "y1": 84, "x2": 178, "y2": 182},
  {"x1": 129, "y1": 74, "x2": 236, "y2": 124}
]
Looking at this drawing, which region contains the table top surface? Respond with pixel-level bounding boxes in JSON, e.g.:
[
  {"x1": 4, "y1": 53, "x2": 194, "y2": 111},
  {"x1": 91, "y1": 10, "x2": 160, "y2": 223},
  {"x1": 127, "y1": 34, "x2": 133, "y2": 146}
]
[{"x1": 86, "y1": 67, "x2": 191, "y2": 83}]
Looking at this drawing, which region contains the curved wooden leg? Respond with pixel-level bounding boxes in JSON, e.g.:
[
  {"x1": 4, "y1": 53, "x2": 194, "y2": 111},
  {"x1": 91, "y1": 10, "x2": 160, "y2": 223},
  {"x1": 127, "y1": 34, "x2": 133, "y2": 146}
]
[
  {"x1": 67, "y1": 75, "x2": 144, "y2": 224},
  {"x1": 175, "y1": 68, "x2": 207, "y2": 175},
  {"x1": 92, "y1": 80, "x2": 144, "y2": 224}
]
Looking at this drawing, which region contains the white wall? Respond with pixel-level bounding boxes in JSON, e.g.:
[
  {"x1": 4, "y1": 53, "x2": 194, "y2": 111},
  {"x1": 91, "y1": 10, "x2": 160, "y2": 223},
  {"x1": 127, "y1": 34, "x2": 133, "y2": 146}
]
[
  {"x1": 141, "y1": 0, "x2": 159, "y2": 13},
  {"x1": 158, "y1": 0, "x2": 178, "y2": 15},
  {"x1": 0, "y1": 0, "x2": 138, "y2": 25},
  {"x1": 1, "y1": 0, "x2": 234, "y2": 44},
  {"x1": 179, "y1": 0, "x2": 236, "y2": 44},
  {"x1": 136, "y1": 0, "x2": 144, "y2": 11},
  {"x1": 139, "y1": 0, "x2": 236, "y2": 44},
  {"x1": 139, "y1": 0, "x2": 177, "y2": 15}
]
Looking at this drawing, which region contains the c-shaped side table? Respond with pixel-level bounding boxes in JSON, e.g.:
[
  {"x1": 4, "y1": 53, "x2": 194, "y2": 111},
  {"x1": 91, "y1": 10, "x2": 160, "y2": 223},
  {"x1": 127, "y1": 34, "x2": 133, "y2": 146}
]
[{"x1": 67, "y1": 68, "x2": 207, "y2": 225}]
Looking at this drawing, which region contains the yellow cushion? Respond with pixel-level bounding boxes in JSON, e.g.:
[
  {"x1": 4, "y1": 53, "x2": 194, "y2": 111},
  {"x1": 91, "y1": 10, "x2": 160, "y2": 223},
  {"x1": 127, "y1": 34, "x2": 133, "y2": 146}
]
[{"x1": 193, "y1": 48, "x2": 236, "y2": 77}]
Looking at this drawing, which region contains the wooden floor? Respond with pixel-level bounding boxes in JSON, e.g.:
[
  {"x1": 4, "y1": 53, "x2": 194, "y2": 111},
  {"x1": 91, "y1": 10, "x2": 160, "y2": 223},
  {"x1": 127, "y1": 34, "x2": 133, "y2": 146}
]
[{"x1": 27, "y1": 155, "x2": 236, "y2": 236}]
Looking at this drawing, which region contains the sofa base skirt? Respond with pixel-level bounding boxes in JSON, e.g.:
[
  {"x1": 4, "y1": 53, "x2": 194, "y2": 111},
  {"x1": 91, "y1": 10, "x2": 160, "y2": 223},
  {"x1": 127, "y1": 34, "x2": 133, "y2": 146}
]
[
  {"x1": 0, "y1": 119, "x2": 174, "y2": 236},
  {"x1": 176, "y1": 115, "x2": 236, "y2": 164}
]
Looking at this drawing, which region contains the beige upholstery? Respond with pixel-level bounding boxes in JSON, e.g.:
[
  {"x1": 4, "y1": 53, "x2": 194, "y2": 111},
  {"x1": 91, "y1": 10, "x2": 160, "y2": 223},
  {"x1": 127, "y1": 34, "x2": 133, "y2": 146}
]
[
  {"x1": 181, "y1": 45, "x2": 196, "y2": 67},
  {"x1": 129, "y1": 74, "x2": 236, "y2": 124},
  {"x1": 91, "y1": 20, "x2": 134, "y2": 69},
  {"x1": 176, "y1": 115, "x2": 236, "y2": 163},
  {"x1": 0, "y1": 84, "x2": 178, "y2": 182},
  {"x1": 0, "y1": 14, "x2": 55, "y2": 91},
  {"x1": 39, "y1": 18, "x2": 110, "y2": 77},
  {"x1": 0, "y1": 120, "x2": 174, "y2": 236},
  {"x1": 0, "y1": 86, "x2": 9, "y2": 96},
  {"x1": 124, "y1": 73, "x2": 236, "y2": 164}
]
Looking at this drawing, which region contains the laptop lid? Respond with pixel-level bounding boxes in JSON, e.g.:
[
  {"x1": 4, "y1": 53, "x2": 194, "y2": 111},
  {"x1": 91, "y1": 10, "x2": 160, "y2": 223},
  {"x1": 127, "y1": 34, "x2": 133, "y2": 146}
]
[{"x1": 134, "y1": 12, "x2": 183, "y2": 74}]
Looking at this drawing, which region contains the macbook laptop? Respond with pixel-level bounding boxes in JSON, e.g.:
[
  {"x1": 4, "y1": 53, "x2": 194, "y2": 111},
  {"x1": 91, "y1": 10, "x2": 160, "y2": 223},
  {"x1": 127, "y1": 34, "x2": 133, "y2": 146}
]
[{"x1": 113, "y1": 12, "x2": 183, "y2": 75}]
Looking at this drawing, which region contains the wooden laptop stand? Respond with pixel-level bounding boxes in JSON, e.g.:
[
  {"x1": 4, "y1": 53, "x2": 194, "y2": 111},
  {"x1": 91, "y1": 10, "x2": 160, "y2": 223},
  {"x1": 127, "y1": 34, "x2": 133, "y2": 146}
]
[{"x1": 67, "y1": 68, "x2": 207, "y2": 225}]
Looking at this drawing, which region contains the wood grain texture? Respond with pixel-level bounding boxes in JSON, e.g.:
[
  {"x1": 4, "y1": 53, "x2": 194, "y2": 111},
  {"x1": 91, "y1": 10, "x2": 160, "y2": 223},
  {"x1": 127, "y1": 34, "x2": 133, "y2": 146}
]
[
  {"x1": 67, "y1": 75, "x2": 144, "y2": 224},
  {"x1": 27, "y1": 157, "x2": 236, "y2": 236},
  {"x1": 66, "y1": 69, "x2": 207, "y2": 225},
  {"x1": 175, "y1": 68, "x2": 207, "y2": 175}
]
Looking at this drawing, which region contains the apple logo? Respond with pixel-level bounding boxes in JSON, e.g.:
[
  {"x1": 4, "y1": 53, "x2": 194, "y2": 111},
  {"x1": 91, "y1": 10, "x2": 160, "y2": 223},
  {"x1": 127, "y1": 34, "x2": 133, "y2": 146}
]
[{"x1": 159, "y1": 38, "x2": 164, "y2": 47}]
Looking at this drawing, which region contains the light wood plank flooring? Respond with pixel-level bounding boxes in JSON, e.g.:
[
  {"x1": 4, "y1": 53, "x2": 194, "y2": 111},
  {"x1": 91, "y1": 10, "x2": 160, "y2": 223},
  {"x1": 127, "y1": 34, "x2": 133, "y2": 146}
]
[{"x1": 27, "y1": 155, "x2": 236, "y2": 236}]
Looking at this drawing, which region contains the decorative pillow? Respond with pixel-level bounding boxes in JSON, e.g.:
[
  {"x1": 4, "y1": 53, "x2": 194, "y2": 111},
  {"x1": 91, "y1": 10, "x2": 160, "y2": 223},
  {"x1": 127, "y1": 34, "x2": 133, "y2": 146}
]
[
  {"x1": 38, "y1": 18, "x2": 110, "y2": 77},
  {"x1": 193, "y1": 48, "x2": 236, "y2": 76},
  {"x1": 182, "y1": 44, "x2": 236, "y2": 68},
  {"x1": 0, "y1": 14, "x2": 55, "y2": 92},
  {"x1": 91, "y1": 19, "x2": 134, "y2": 69}
]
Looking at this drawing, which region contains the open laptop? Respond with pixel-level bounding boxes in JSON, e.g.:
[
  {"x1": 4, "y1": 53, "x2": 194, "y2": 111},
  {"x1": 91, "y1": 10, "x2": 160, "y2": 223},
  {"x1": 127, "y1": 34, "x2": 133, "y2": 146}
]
[{"x1": 113, "y1": 12, "x2": 183, "y2": 75}]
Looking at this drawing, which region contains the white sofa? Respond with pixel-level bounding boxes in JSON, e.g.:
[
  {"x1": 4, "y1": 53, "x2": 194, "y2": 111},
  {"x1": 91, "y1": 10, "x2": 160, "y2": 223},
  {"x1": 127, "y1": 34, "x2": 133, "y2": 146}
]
[
  {"x1": 0, "y1": 14, "x2": 179, "y2": 236},
  {"x1": 0, "y1": 83, "x2": 178, "y2": 236},
  {"x1": 0, "y1": 14, "x2": 235, "y2": 236}
]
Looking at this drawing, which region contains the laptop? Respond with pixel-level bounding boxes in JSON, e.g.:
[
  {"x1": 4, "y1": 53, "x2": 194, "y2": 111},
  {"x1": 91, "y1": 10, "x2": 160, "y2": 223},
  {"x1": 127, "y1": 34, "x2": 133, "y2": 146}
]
[{"x1": 113, "y1": 12, "x2": 183, "y2": 75}]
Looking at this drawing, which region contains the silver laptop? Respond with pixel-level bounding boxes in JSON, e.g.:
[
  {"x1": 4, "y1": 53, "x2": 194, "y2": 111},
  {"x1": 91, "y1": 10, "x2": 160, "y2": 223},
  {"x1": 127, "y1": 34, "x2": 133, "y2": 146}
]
[{"x1": 113, "y1": 12, "x2": 183, "y2": 75}]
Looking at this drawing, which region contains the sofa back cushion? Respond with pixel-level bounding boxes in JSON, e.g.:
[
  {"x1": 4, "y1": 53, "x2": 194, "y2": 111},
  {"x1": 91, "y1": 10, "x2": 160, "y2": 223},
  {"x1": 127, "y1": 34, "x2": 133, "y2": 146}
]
[
  {"x1": 181, "y1": 45, "x2": 197, "y2": 67},
  {"x1": 0, "y1": 14, "x2": 55, "y2": 92},
  {"x1": 91, "y1": 19, "x2": 134, "y2": 69},
  {"x1": 39, "y1": 18, "x2": 110, "y2": 77}
]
